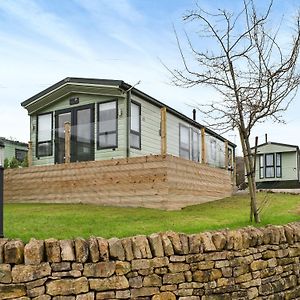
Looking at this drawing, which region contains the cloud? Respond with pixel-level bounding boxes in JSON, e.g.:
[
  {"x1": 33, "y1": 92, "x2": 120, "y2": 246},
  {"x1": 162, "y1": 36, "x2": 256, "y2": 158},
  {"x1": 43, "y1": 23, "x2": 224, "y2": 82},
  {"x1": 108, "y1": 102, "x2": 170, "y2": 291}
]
[{"x1": 0, "y1": 0, "x2": 96, "y2": 60}]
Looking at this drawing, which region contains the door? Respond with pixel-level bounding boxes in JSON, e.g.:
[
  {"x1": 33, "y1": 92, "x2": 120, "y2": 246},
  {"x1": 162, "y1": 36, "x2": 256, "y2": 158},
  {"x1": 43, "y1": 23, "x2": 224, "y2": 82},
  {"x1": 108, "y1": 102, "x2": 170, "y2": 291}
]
[{"x1": 55, "y1": 105, "x2": 94, "y2": 164}]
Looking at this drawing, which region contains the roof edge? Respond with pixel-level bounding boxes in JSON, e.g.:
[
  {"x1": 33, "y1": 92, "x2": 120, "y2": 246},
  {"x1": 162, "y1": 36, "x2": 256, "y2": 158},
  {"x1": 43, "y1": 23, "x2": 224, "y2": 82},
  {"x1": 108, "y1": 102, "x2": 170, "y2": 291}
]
[
  {"x1": 21, "y1": 77, "x2": 124, "y2": 107},
  {"x1": 251, "y1": 141, "x2": 299, "y2": 150}
]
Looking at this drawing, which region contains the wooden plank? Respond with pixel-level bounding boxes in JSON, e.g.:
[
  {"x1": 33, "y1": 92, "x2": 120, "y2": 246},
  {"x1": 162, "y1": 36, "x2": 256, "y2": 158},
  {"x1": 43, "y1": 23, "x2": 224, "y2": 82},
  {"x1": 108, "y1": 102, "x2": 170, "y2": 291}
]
[
  {"x1": 4, "y1": 154, "x2": 233, "y2": 210},
  {"x1": 64, "y1": 122, "x2": 71, "y2": 164},
  {"x1": 28, "y1": 141, "x2": 33, "y2": 167}
]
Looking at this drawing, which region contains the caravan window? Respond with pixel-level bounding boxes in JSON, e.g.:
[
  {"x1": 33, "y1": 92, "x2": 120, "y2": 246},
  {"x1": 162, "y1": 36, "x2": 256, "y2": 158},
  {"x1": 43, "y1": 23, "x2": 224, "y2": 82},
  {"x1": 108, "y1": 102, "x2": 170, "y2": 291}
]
[
  {"x1": 37, "y1": 113, "x2": 52, "y2": 157},
  {"x1": 265, "y1": 154, "x2": 275, "y2": 178},
  {"x1": 130, "y1": 101, "x2": 141, "y2": 149},
  {"x1": 192, "y1": 129, "x2": 200, "y2": 162},
  {"x1": 179, "y1": 125, "x2": 190, "y2": 159},
  {"x1": 276, "y1": 153, "x2": 282, "y2": 178},
  {"x1": 98, "y1": 100, "x2": 118, "y2": 149}
]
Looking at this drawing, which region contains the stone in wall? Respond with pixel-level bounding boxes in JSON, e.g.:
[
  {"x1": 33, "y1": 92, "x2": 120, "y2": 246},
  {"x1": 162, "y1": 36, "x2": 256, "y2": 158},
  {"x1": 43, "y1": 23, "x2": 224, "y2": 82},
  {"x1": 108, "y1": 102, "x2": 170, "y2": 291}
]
[
  {"x1": 4, "y1": 240, "x2": 24, "y2": 264},
  {"x1": 24, "y1": 239, "x2": 44, "y2": 265}
]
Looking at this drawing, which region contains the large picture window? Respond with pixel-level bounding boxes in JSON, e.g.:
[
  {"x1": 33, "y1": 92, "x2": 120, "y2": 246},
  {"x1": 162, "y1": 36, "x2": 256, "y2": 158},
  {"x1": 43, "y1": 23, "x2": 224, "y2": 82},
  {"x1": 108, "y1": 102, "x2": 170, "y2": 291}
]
[
  {"x1": 276, "y1": 153, "x2": 282, "y2": 178},
  {"x1": 130, "y1": 101, "x2": 141, "y2": 149},
  {"x1": 191, "y1": 129, "x2": 200, "y2": 162},
  {"x1": 37, "y1": 113, "x2": 52, "y2": 157},
  {"x1": 265, "y1": 153, "x2": 275, "y2": 178},
  {"x1": 179, "y1": 124, "x2": 190, "y2": 159},
  {"x1": 98, "y1": 100, "x2": 118, "y2": 149}
]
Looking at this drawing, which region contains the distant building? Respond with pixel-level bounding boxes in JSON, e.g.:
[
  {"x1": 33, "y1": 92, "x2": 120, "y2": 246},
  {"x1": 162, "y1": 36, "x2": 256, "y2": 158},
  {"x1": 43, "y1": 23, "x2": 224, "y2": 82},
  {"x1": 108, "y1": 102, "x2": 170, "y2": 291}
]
[
  {"x1": 253, "y1": 141, "x2": 300, "y2": 189},
  {"x1": 0, "y1": 137, "x2": 28, "y2": 166}
]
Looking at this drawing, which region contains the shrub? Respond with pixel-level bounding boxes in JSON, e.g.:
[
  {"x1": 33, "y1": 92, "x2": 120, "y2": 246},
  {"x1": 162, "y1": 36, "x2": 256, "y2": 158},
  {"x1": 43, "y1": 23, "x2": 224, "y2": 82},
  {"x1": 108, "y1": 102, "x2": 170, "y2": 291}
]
[
  {"x1": 9, "y1": 157, "x2": 20, "y2": 169},
  {"x1": 21, "y1": 155, "x2": 28, "y2": 168},
  {"x1": 4, "y1": 158, "x2": 9, "y2": 169}
]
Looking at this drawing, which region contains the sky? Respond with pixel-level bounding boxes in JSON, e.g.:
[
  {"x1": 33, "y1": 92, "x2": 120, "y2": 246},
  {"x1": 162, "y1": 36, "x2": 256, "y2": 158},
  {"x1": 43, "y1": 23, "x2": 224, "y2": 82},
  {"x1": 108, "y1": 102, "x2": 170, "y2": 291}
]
[{"x1": 0, "y1": 0, "x2": 300, "y2": 155}]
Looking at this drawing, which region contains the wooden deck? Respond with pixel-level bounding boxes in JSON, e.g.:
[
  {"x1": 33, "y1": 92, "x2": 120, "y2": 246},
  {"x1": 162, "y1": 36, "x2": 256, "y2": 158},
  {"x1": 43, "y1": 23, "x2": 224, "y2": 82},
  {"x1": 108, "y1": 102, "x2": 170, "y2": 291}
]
[{"x1": 4, "y1": 155, "x2": 233, "y2": 210}]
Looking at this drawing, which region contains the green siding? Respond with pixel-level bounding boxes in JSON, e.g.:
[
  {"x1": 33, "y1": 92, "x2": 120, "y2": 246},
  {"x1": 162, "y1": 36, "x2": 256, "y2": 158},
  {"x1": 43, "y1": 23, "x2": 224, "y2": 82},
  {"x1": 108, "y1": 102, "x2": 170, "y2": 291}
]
[
  {"x1": 30, "y1": 116, "x2": 55, "y2": 166},
  {"x1": 95, "y1": 98, "x2": 127, "y2": 161},
  {"x1": 254, "y1": 143, "x2": 299, "y2": 183},
  {"x1": 0, "y1": 148, "x2": 4, "y2": 166},
  {"x1": 167, "y1": 113, "x2": 186, "y2": 157},
  {"x1": 255, "y1": 151, "x2": 298, "y2": 182},
  {"x1": 27, "y1": 85, "x2": 233, "y2": 169},
  {"x1": 30, "y1": 90, "x2": 126, "y2": 166},
  {"x1": 3, "y1": 141, "x2": 28, "y2": 161},
  {"x1": 167, "y1": 113, "x2": 203, "y2": 162},
  {"x1": 166, "y1": 114, "x2": 228, "y2": 168},
  {"x1": 130, "y1": 95, "x2": 161, "y2": 157}
]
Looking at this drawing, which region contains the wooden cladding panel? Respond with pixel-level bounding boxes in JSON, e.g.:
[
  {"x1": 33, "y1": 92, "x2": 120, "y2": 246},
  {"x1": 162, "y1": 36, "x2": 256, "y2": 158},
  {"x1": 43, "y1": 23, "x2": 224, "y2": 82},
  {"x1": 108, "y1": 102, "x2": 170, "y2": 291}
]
[{"x1": 4, "y1": 155, "x2": 232, "y2": 210}]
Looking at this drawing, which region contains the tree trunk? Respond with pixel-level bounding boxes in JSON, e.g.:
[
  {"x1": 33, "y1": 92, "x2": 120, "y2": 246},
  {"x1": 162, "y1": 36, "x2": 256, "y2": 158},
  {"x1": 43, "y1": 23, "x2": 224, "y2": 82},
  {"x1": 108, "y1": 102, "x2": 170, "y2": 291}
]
[{"x1": 238, "y1": 129, "x2": 260, "y2": 223}]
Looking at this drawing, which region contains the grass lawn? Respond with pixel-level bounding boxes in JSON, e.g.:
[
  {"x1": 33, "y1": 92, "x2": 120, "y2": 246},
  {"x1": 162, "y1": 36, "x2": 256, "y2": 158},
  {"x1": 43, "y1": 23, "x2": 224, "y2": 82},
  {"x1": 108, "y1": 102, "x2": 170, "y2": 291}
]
[{"x1": 4, "y1": 192, "x2": 300, "y2": 242}]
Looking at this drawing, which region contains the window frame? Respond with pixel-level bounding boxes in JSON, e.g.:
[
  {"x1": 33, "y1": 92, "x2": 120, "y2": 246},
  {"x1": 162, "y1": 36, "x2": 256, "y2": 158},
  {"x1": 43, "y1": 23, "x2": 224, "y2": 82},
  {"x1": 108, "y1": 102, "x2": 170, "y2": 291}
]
[
  {"x1": 191, "y1": 129, "x2": 200, "y2": 162},
  {"x1": 36, "y1": 112, "x2": 53, "y2": 158},
  {"x1": 15, "y1": 149, "x2": 28, "y2": 162},
  {"x1": 179, "y1": 124, "x2": 190, "y2": 160},
  {"x1": 97, "y1": 99, "x2": 118, "y2": 150},
  {"x1": 265, "y1": 153, "x2": 275, "y2": 178},
  {"x1": 276, "y1": 153, "x2": 282, "y2": 178},
  {"x1": 130, "y1": 101, "x2": 141, "y2": 150},
  {"x1": 259, "y1": 154, "x2": 264, "y2": 179},
  {"x1": 210, "y1": 139, "x2": 217, "y2": 162}
]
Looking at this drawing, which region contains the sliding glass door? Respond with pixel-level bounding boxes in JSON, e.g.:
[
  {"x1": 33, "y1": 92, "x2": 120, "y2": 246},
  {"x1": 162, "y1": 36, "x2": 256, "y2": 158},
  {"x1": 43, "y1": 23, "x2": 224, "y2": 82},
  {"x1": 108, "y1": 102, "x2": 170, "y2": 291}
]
[{"x1": 55, "y1": 105, "x2": 94, "y2": 164}]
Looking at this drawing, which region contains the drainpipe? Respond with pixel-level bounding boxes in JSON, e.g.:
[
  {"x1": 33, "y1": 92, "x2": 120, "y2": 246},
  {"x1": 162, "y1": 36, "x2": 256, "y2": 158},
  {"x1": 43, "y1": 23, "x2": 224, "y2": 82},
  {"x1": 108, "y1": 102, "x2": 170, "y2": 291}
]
[
  {"x1": 126, "y1": 90, "x2": 131, "y2": 158},
  {"x1": 0, "y1": 166, "x2": 3, "y2": 238}
]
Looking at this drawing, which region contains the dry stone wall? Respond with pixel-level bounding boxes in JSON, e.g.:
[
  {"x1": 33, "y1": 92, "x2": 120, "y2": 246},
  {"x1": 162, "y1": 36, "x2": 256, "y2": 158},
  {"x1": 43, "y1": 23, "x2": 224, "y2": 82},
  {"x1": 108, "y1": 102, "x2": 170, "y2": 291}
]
[{"x1": 1, "y1": 223, "x2": 300, "y2": 299}]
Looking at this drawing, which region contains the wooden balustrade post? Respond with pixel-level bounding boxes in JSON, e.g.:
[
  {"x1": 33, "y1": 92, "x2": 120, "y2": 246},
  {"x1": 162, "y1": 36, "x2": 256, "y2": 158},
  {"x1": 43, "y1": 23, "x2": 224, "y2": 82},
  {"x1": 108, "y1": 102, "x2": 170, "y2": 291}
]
[
  {"x1": 28, "y1": 141, "x2": 33, "y2": 167},
  {"x1": 64, "y1": 122, "x2": 71, "y2": 164},
  {"x1": 160, "y1": 107, "x2": 167, "y2": 156}
]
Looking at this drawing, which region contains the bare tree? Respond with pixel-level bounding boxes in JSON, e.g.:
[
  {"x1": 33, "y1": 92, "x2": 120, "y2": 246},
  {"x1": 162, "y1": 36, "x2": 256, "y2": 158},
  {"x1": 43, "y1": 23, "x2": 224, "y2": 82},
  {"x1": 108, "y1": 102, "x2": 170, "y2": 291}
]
[{"x1": 168, "y1": 0, "x2": 300, "y2": 223}]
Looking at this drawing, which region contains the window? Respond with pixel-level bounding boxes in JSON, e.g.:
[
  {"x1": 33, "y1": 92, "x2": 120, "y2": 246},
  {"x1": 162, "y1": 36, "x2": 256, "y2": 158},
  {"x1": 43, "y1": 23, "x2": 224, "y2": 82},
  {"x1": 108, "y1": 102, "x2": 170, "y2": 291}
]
[
  {"x1": 37, "y1": 113, "x2": 52, "y2": 157},
  {"x1": 130, "y1": 102, "x2": 141, "y2": 149},
  {"x1": 276, "y1": 153, "x2": 282, "y2": 178},
  {"x1": 265, "y1": 153, "x2": 275, "y2": 178},
  {"x1": 191, "y1": 129, "x2": 200, "y2": 162},
  {"x1": 210, "y1": 139, "x2": 216, "y2": 161},
  {"x1": 98, "y1": 100, "x2": 117, "y2": 149},
  {"x1": 15, "y1": 149, "x2": 27, "y2": 162},
  {"x1": 259, "y1": 155, "x2": 264, "y2": 179},
  {"x1": 179, "y1": 124, "x2": 190, "y2": 159}
]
